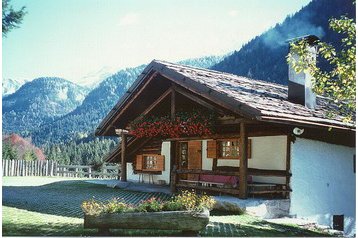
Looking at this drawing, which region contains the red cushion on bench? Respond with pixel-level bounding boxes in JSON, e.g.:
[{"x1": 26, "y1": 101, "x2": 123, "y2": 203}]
[
  {"x1": 199, "y1": 174, "x2": 253, "y2": 185},
  {"x1": 199, "y1": 174, "x2": 238, "y2": 186}
]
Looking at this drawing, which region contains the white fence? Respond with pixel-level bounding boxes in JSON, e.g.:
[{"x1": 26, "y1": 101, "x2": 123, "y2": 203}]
[{"x1": 2, "y1": 160, "x2": 119, "y2": 179}]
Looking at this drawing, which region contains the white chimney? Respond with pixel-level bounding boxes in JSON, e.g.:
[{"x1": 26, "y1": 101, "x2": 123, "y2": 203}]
[{"x1": 288, "y1": 35, "x2": 319, "y2": 109}]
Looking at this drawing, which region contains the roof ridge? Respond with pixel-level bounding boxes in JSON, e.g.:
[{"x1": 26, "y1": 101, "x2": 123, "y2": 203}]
[{"x1": 152, "y1": 59, "x2": 288, "y2": 90}]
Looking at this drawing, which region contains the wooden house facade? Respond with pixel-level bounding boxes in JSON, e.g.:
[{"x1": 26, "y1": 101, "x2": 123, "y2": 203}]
[{"x1": 96, "y1": 57, "x2": 356, "y2": 234}]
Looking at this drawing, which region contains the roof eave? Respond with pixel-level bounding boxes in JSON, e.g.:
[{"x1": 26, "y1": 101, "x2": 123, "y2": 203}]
[{"x1": 95, "y1": 62, "x2": 158, "y2": 136}]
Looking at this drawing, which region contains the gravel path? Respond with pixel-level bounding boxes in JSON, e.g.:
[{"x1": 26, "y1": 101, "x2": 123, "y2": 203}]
[
  {"x1": 3, "y1": 177, "x2": 171, "y2": 218},
  {"x1": 3, "y1": 177, "x2": 330, "y2": 237}
]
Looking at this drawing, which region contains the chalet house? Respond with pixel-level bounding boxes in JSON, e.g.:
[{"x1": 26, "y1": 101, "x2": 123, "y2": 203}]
[{"x1": 96, "y1": 37, "x2": 355, "y2": 234}]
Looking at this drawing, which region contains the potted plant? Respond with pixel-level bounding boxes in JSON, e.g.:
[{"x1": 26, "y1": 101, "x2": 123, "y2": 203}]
[{"x1": 82, "y1": 190, "x2": 215, "y2": 235}]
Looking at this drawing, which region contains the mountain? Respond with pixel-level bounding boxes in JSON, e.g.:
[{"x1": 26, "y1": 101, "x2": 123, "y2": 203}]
[
  {"x1": 2, "y1": 78, "x2": 27, "y2": 97},
  {"x1": 178, "y1": 55, "x2": 225, "y2": 69},
  {"x1": 32, "y1": 55, "x2": 223, "y2": 145},
  {"x1": 77, "y1": 66, "x2": 117, "y2": 89},
  {"x1": 2, "y1": 77, "x2": 89, "y2": 135},
  {"x1": 211, "y1": 0, "x2": 355, "y2": 85}
]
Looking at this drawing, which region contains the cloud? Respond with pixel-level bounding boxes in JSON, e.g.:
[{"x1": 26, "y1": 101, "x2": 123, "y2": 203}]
[
  {"x1": 118, "y1": 13, "x2": 139, "y2": 26},
  {"x1": 228, "y1": 10, "x2": 238, "y2": 17}
]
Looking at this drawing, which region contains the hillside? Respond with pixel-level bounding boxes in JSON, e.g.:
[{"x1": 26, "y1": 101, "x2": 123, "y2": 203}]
[
  {"x1": 2, "y1": 77, "x2": 89, "y2": 134},
  {"x1": 32, "y1": 56, "x2": 223, "y2": 145},
  {"x1": 211, "y1": 0, "x2": 355, "y2": 85}
]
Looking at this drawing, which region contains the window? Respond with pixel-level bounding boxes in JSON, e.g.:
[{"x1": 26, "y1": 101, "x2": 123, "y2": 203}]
[
  {"x1": 135, "y1": 154, "x2": 165, "y2": 172},
  {"x1": 144, "y1": 155, "x2": 158, "y2": 170},
  {"x1": 207, "y1": 139, "x2": 252, "y2": 159},
  {"x1": 219, "y1": 139, "x2": 240, "y2": 159}
]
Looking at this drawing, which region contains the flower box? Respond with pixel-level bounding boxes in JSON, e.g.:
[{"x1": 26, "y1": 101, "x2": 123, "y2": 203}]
[{"x1": 84, "y1": 209, "x2": 210, "y2": 235}]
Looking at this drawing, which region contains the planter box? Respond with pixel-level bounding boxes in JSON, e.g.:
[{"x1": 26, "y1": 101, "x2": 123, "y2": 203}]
[{"x1": 84, "y1": 209, "x2": 209, "y2": 234}]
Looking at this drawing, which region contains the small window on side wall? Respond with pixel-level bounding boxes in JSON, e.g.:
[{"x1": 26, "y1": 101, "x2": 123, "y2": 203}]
[
  {"x1": 135, "y1": 154, "x2": 165, "y2": 172},
  {"x1": 207, "y1": 139, "x2": 252, "y2": 159},
  {"x1": 219, "y1": 140, "x2": 239, "y2": 158}
]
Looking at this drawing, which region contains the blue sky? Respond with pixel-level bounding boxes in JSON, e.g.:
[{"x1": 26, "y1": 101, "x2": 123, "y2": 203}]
[{"x1": 3, "y1": 0, "x2": 311, "y2": 85}]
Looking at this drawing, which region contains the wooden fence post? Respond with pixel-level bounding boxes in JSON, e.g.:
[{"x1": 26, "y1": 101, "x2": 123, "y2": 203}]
[
  {"x1": 45, "y1": 161, "x2": 48, "y2": 176},
  {"x1": 2, "y1": 160, "x2": 5, "y2": 176},
  {"x1": 19, "y1": 160, "x2": 22, "y2": 176},
  {"x1": 23, "y1": 160, "x2": 26, "y2": 176},
  {"x1": 41, "y1": 161, "x2": 43, "y2": 176},
  {"x1": 4, "y1": 160, "x2": 7, "y2": 176},
  {"x1": 38, "y1": 161, "x2": 40, "y2": 176},
  {"x1": 31, "y1": 161, "x2": 34, "y2": 176},
  {"x1": 2, "y1": 160, "x2": 4, "y2": 176},
  {"x1": 51, "y1": 161, "x2": 54, "y2": 176},
  {"x1": 14, "y1": 160, "x2": 17, "y2": 176},
  {"x1": 11, "y1": 160, "x2": 15, "y2": 176}
]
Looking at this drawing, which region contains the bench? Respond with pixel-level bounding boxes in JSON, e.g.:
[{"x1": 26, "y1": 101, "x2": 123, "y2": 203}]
[{"x1": 179, "y1": 175, "x2": 253, "y2": 188}]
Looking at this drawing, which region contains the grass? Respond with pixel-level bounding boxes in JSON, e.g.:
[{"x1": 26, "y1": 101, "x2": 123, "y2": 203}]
[
  {"x1": 2, "y1": 206, "x2": 86, "y2": 236},
  {"x1": 2, "y1": 206, "x2": 331, "y2": 237},
  {"x1": 2, "y1": 177, "x2": 332, "y2": 237}
]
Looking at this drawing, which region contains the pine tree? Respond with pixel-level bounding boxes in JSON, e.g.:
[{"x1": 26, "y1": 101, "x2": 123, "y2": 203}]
[
  {"x1": 2, "y1": 0, "x2": 26, "y2": 37},
  {"x1": 2, "y1": 143, "x2": 18, "y2": 160}
]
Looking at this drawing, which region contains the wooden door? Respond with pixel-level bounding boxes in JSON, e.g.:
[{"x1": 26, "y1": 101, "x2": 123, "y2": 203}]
[{"x1": 188, "y1": 141, "x2": 202, "y2": 180}]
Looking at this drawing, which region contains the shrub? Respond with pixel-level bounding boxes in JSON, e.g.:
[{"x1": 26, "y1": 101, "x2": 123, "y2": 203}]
[
  {"x1": 105, "y1": 198, "x2": 133, "y2": 213},
  {"x1": 81, "y1": 191, "x2": 216, "y2": 215},
  {"x1": 136, "y1": 197, "x2": 163, "y2": 212},
  {"x1": 174, "y1": 190, "x2": 216, "y2": 212},
  {"x1": 81, "y1": 198, "x2": 105, "y2": 216},
  {"x1": 162, "y1": 200, "x2": 185, "y2": 211}
]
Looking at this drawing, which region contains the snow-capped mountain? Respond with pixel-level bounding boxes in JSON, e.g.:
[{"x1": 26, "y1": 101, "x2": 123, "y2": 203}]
[
  {"x1": 2, "y1": 78, "x2": 27, "y2": 97},
  {"x1": 2, "y1": 77, "x2": 89, "y2": 134}
]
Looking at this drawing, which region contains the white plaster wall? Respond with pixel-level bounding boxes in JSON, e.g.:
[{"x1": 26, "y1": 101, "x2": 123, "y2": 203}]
[
  {"x1": 204, "y1": 136, "x2": 287, "y2": 184},
  {"x1": 127, "y1": 141, "x2": 171, "y2": 184},
  {"x1": 290, "y1": 138, "x2": 356, "y2": 236},
  {"x1": 202, "y1": 140, "x2": 212, "y2": 170}
]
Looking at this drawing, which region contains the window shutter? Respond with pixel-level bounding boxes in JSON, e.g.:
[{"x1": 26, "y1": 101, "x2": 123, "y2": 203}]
[
  {"x1": 157, "y1": 155, "x2": 165, "y2": 171},
  {"x1": 248, "y1": 139, "x2": 252, "y2": 159},
  {"x1": 207, "y1": 140, "x2": 217, "y2": 158},
  {"x1": 136, "y1": 155, "x2": 143, "y2": 171}
]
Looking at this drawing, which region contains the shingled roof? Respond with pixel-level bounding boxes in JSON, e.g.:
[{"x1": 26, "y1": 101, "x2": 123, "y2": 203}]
[{"x1": 96, "y1": 60, "x2": 355, "y2": 136}]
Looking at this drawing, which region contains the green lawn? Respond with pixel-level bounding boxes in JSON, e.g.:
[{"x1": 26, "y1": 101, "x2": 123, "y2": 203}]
[{"x1": 2, "y1": 177, "x2": 332, "y2": 237}]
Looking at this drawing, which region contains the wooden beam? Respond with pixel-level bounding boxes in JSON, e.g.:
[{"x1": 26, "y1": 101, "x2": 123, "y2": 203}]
[
  {"x1": 120, "y1": 132, "x2": 127, "y2": 182},
  {"x1": 176, "y1": 183, "x2": 240, "y2": 195},
  {"x1": 212, "y1": 158, "x2": 218, "y2": 171},
  {"x1": 171, "y1": 88, "x2": 176, "y2": 120},
  {"x1": 127, "y1": 138, "x2": 153, "y2": 157},
  {"x1": 176, "y1": 169, "x2": 239, "y2": 176},
  {"x1": 102, "y1": 71, "x2": 159, "y2": 136},
  {"x1": 259, "y1": 116, "x2": 355, "y2": 132},
  {"x1": 248, "y1": 168, "x2": 291, "y2": 177},
  {"x1": 137, "y1": 88, "x2": 172, "y2": 119},
  {"x1": 170, "y1": 165, "x2": 178, "y2": 193},
  {"x1": 173, "y1": 85, "x2": 227, "y2": 115},
  {"x1": 285, "y1": 134, "x2": 292, "y2": 198},
  {"x1": 170, "y1": 141, "x2": 177, "y2": 184},
  {"x1": 239, "y1": 122, "x2": 248, "y2": 199},
  {"x1": 217, "y1": 118, "x2": 258, "y2": 125}
]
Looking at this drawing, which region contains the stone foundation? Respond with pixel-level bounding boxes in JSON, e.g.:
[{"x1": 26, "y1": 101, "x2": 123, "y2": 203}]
[{"x1": 214, "y1": 196, "x2": 290, "y2": 219}]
